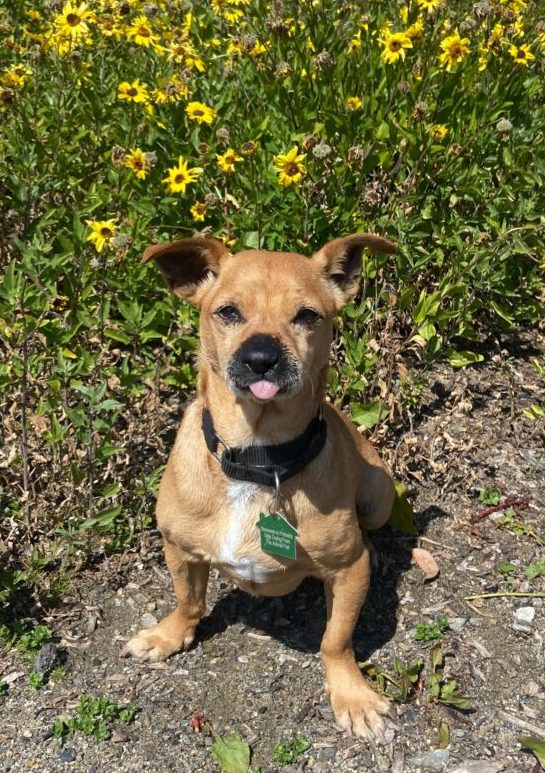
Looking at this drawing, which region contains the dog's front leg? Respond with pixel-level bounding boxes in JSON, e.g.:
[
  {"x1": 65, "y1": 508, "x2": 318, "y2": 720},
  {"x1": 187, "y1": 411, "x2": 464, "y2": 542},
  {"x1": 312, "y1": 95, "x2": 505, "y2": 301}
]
[
  {"x1": 122, "y1": 541, "x2": 209, "y2": 663},
  {"x1": 320, "y1": 544, "x2": 390, "y2": 741}
]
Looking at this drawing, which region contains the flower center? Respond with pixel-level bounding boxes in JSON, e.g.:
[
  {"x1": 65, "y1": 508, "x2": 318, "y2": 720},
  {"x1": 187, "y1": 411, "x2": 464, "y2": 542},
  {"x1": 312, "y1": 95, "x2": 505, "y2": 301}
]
[
  {"x1": 127, "y1": 87, "x2": 138, "y2": 96},
  {"x1": 100, "y1": 228, "x2": 112, "y2": 237},
  {"x1": 450, "y1": 44, "x2": 462, "y2": 57},
  {"x1": 137, "y1": 26, "x2": 150, "y2": 37},
  {"x1": 284, "y1": 162, "x2": 299, "y2": 176},
  {"x1": 193, "y1": 109, "x2": 204, "y2": 116},
  {"x1": 174, "y1": 173, "x2": 185, "y2": 183},
  {"x1": 66, "y1": 13, "x2": 81, "y2": 25},
  {"x1": 390, "y1": 40, "x2": 401, "y2": 51},
  {"x1": 516, "y1": 49, "x2": 525, "y2": 58}
]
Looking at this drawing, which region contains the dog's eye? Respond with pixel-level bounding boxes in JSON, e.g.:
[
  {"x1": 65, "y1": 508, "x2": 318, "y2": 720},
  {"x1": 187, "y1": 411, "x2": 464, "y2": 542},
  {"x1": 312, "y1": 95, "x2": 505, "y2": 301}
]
[
  {"x1": 293, "y1": 307, "x2": 322, "y2": 326},
  {"x1": 215, "y1": 304, "x2": 244, "y2": 324}
]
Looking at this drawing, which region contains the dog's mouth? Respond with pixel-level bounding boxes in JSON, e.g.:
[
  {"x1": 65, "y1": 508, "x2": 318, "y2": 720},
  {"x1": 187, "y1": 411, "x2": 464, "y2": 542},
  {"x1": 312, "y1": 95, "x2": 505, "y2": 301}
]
[
  {"x1": 227, "y1": 334, "x2": 302, "y2": 402},
  {"x1": 247, "y1": 380, "x2": 281, "y2": 400}
]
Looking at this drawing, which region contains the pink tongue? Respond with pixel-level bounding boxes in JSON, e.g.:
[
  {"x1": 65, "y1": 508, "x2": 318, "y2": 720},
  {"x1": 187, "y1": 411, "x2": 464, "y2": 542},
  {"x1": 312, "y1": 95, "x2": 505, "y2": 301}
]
[{"x1": 249, "y1": 380, "x2": 280, "y2": 400}]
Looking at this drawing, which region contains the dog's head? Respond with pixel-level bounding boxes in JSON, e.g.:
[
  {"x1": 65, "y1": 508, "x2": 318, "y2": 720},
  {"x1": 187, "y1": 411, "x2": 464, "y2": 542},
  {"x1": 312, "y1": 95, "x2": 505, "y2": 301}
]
[{"x1": 143, "y1": 234, "x2": 395, "y2": 403}]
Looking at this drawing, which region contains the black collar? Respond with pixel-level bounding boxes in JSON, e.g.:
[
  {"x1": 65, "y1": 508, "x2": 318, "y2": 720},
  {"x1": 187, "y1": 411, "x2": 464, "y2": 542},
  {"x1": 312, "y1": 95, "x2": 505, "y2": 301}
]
[{"x1": 202, "y1": 407, "x2": 327, "y2": 488}]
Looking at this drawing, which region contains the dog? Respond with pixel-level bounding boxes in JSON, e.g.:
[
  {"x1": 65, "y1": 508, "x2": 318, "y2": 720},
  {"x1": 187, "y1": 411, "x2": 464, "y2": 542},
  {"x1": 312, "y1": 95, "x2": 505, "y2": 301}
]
[{"x1": 122, "y1": 233, "x2": 397, "y2": 740}]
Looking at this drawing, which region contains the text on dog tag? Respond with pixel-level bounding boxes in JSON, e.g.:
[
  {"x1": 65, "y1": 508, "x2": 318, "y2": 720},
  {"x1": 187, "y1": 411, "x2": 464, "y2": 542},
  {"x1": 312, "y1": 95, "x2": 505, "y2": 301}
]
[{"x1": 257, "y1": 512, "x2": 298, "y2": 560}]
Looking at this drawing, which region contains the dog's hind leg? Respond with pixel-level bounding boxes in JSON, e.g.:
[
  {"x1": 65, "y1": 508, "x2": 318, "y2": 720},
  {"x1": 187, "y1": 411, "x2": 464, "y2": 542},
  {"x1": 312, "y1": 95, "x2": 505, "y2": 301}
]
[
  {"x1": 122, "y1": 541, "x2": 209, "y2": 663},
  {"x1": 355, "y1": 457, "x2": 396, "y2": 532}
]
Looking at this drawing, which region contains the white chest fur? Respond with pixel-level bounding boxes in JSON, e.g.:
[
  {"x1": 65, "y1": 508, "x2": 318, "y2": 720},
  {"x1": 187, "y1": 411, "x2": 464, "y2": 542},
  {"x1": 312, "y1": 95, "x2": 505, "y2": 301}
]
[{"x1": 219, "y1": 481, "x2": 277, "y2": 583}]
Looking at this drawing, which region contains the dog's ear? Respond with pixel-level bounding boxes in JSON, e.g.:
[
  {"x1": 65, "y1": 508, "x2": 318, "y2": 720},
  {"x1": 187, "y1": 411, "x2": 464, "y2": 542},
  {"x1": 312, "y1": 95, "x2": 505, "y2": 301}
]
[
  {"x1": 142, "y1": 237, "x2": 231, "y2": 303},
  {"x1": 312, "y1": 233, "x2": 396, "y2": 306}
]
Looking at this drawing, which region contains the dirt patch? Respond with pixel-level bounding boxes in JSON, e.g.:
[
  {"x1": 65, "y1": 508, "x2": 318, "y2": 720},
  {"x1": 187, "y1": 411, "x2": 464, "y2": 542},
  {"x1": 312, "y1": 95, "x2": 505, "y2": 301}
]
[{"x1": 1, "y1": 341, "x2": 544, "y2": 772}]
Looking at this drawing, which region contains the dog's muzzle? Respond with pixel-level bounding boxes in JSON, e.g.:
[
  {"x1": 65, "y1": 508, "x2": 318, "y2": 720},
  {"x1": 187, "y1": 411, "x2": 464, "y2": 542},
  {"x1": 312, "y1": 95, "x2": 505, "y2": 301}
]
[{"x1": 227, "y1": 334, "x2": 301, "y2": 400}]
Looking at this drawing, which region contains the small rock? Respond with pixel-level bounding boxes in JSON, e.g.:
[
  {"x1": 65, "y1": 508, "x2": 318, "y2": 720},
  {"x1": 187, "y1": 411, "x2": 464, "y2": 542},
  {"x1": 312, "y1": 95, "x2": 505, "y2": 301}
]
[
  {"x1": 449, "y1": 762, "x2": 504, "y2": 773},
  {"x1": 111, "y1": 730, "x2": 130, "y2": 743},
  {"x1": 59, "y1": 747, "x2": 77, "y2": 763},
  {"x1": 449, "y1": 617, "x2": 467, "y2": 633},
  {"x1": 141, "y1": 612, "x2": 158, "y2": 629},
  {"x1": 514, "y1": 606, "x2": 535, "y2": 625},
  {"x1": 524, "y1": 679, "x2": 541, "y2": 697},
  {"x1": 408, "y1": 748, "x2": 449, "y2": 771},
  {"x1": 33, "y1": 643, "x2": 60, "y2": 675},
  {"x1": 469, "y1": 639, "x2": 491, "y2": 658},
  {"x1": 237, "y1": 655, "x2": 249, "y2": 663}
]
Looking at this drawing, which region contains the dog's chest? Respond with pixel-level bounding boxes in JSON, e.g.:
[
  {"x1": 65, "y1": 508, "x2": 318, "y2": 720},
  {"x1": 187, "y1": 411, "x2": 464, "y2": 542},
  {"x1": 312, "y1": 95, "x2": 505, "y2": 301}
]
[{"x1": 217, "y1": 481, "x2": 278, "y2": 583}]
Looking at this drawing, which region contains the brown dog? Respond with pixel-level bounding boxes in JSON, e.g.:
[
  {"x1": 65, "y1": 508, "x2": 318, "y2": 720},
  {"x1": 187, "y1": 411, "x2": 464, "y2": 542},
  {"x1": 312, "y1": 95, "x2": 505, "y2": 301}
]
[{"x1": 122, "y1": 234, "x2": 397, "y2": 740}]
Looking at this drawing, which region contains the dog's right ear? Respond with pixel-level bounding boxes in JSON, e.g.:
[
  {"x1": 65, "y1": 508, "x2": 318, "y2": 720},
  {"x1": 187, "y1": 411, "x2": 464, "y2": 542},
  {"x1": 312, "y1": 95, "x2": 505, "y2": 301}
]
[{"x1": 142, "y1": 237, "x2": 231, "y2": 303}]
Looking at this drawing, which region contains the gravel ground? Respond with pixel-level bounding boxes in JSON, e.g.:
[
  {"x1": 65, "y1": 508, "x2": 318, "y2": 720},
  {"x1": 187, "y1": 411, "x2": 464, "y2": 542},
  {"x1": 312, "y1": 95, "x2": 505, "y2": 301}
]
[{"x1": 1, "y1": 340, "x2": 544, "y2": 773}]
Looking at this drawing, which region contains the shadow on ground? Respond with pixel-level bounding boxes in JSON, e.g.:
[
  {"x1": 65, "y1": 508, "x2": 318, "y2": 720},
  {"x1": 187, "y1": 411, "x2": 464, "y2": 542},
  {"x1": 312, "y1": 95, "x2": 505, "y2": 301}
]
[{"x1": 196, "y1": 504, "x2": 450, "y2": 660}]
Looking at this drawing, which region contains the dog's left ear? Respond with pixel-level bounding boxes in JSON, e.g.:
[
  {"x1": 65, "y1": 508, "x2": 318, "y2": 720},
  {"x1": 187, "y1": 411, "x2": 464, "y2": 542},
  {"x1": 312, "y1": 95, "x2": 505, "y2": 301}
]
[
  {"x1": 312, "y1": 233, "x2": 396, "y2": 306},
  {"x1": 142, "y1": 237, "x2": 231, "y2": 304}
]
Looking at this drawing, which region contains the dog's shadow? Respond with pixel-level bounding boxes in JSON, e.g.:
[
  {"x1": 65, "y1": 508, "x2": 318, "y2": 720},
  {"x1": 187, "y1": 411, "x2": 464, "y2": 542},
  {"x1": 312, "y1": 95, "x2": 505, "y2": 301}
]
[{"x1": 197, "y1": 504, "x2": 447, "y2": 660}]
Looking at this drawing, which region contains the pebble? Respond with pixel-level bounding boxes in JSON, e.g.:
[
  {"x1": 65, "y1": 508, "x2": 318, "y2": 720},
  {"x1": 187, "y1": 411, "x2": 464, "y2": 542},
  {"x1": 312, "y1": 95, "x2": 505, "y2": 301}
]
[
  {"x1": 514, "y1": 606, "x2": 535, "y2": 625},
  {"x1": 449, "y1": 762, "x2": 504, "y2": 773},
  {"x1": 407, "y1": 748, "x2": 449, "y2": 770},
  {"x1": 449, "y1": 617, "x2": 467, "y2": 633},
  {"x1": 33, "y1": 644, "x2": 60, "y2": 675},
  {"x1": 59, "y1": 747, "x2": 77, "y2": 763},
  {"x1": 141, "y1": 613, "x2": 158, "y2": 629}
]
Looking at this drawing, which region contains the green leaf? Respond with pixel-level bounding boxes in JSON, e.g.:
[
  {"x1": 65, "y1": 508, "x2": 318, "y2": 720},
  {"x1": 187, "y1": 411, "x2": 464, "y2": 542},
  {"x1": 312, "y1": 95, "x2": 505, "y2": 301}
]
[
  {"x1": 446, "y1": 348, "x2": 484, "y2": 368},
  {"x1": 210, "y1": 732, "x2": 250, "y2": 773},
  {"x1": 519, "y1": 735, "x2": 545, "y2": 769},
  {"x1": 388, "y1": 481, "x2": 416, "y2": 535},
  {"x1": 351, "y1": 400, "x2": 384, "y2": 429},
  {"x1": 437, "y1": 719, "x2": 450, "y2": 749},
  {"x1": 525, "y1": 561, "x2": 545, "y2": 580}
]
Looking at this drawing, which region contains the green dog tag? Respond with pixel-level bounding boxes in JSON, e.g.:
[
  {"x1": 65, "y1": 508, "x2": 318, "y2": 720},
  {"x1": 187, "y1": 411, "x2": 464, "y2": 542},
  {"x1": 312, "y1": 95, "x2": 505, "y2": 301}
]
[{"x1": 257, "y1": 512, "x2": 298, "y2": 560}]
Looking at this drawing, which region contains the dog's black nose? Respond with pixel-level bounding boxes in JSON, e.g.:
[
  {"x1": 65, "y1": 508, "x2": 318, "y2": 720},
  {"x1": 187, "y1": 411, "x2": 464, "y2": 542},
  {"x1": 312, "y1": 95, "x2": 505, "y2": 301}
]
[{"x1": 240, "y1": 334, "x2": 280, "y2": 374}]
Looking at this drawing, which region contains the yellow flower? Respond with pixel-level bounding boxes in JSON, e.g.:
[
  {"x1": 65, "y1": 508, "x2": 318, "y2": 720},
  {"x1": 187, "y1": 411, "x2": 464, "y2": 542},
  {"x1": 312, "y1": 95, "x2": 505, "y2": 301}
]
[
  {"x1": 488, "y1": 23, "x2": 505, "y2": 50},
  {"x1": 406, "y1": 19, "x2": 424, "y2": 40},
  {"x1": 118, "y1": 79, "x2": 149, "y2": 103},
  {"x1": 54, "y1": 1, "x2": 91, "y2": 39},
  {"x1": 438, "y1": 31, "x2": 470, "y2": 71},
  {"x1": 153, "y1": 75, "x2": 190, "y2": 104},
  {"x1": 86, "y1": 219, "x2": 117, "y2": 253},
  {"x1": 416, "y1": 0, "x2": 443, "y2": 13},
  {"x1": 379, "y1": 30, "x2": 413, "y2": 64},
  {"x1": 273, "y1": 147, "x2": 307, "y2": 187},
  {"x1": 190, "y1": 202, "x2": 207, "y2": 221},
  {"x1": 250, "y1": 40, "x2": 267, "y2": 57},
  {"x1": 478, "y1": 44, "x2": 489, "y2": 71},
  {"x1": 1, "y1": 64, "x2": 32, "y2": 89},
  {"x1": 126, "y1": 15, "x2": 156, "y2": 47},
  {"x1": 162, "y1": 156, "x2": 202, "y2": 194},
  {"x1": 186, "y1": 101, "x2": 216, "y2": 125},
  {"x1": 96, "y1": 15, "x2": 121, "y2": 38},
  {"x1": 429, "y1": 124, "x2": 448, "y2": 140},
  {"x1": 168, "y1": 41, "x2": 206, "y2": 72},
  {"x1": 124, "y1": 149, "x2": 148, "y2": 180},
  {"x1": 509, "y1": 43, "x2": 534, "y2": 66},
  {"x1": 241, "y1": 140, "x2": 259, "y2": 155},
  {"x1": 217, "y1": 148, "x2": 243, "y2": 173},
  {"x1": 347, "y1": 31, "x2": 362, "y2": 54},
  {"x1": 345, "y1": 96, "x2": 362, "y2": 111}
]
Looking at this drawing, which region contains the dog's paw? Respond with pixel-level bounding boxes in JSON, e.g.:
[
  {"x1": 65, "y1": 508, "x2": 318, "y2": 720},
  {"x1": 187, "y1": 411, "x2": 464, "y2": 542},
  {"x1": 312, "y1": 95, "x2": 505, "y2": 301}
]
[
  {"x1": 121, "y1": 620, "x2": 196, "y2": 663},
  {"x1": 328, "y1": 680, "x2": 391, "y2": 742}
]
